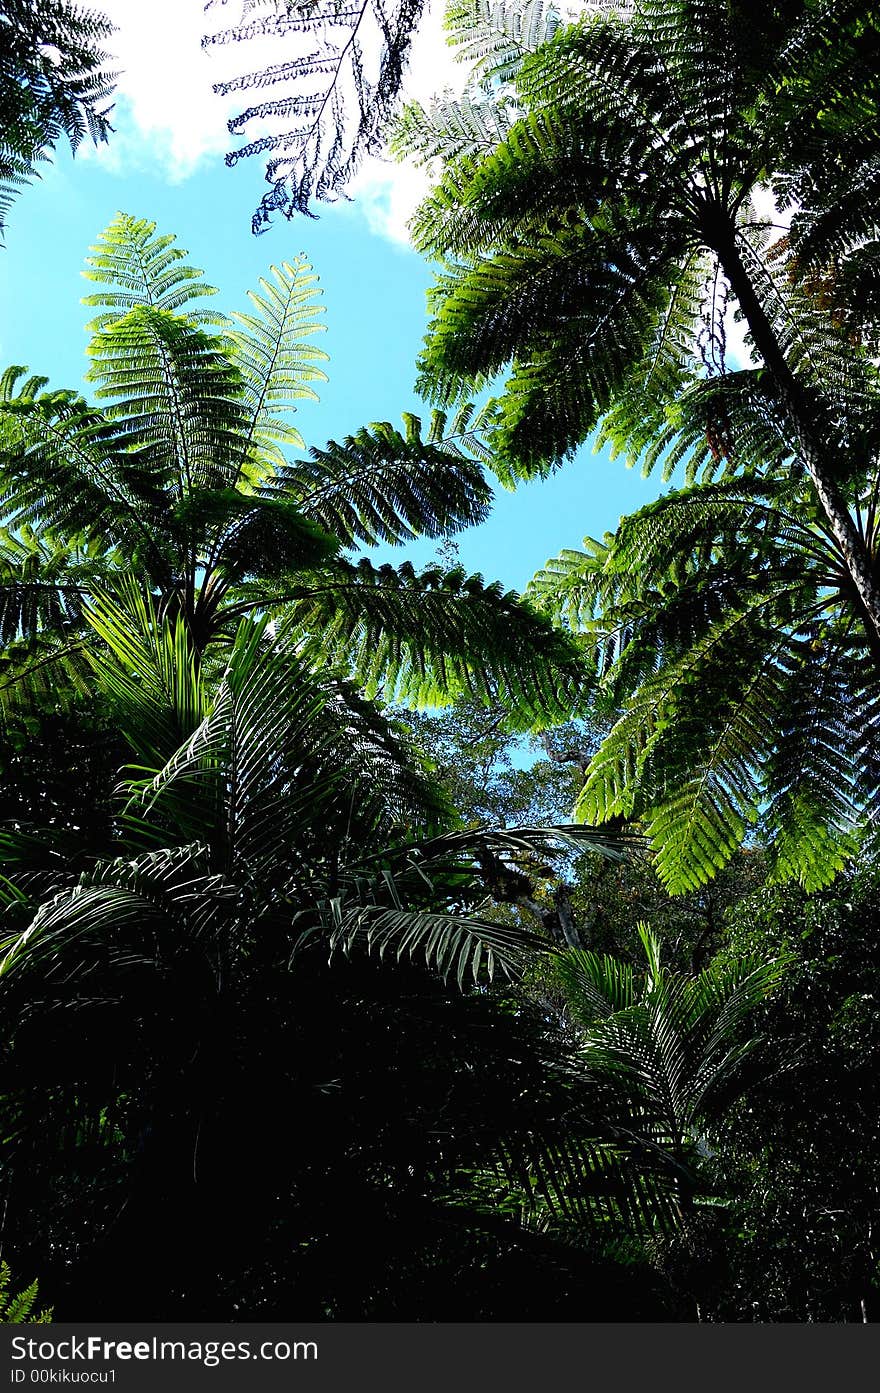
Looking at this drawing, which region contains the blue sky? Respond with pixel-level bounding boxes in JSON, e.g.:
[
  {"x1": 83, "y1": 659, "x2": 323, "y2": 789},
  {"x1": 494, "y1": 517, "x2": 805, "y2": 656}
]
[{"x1": 0, "y1": 1, "x2": 666, "y2": 593}]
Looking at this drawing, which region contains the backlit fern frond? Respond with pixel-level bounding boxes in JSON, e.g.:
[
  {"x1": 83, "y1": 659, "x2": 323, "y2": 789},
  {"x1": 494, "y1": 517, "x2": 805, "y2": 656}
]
[
  {"x1": 390, "y1": 88, "x2": 521, "y2": 169},
  {"x1": 270, "y1": 407, "x2": 495, "y2": 547},
  {"x1": 444, "y1": 0, "x2": 565, "y2": 88},
  {"x1": 223, "y1": 255, "x2": 328, "y2": 472},
  {"x1": 409, "y1": 102, "x2": 624, "y2": 259},
  {"x1": 279, "y1": 556, "x2": 589, "y2": 724},
  {"x1": 546, "y1": 474, "x2": 880, "y2": 891},
  {"x1": 0, "y1": 138, "x2": 35, "y2": 238},
  {"x1": 527, "y1": 534, "x2": 615, "y2": 637},
  {"x1": 0, "y1": 371, "x2": 173, "y2": 576},
  {"x1": 81, "y1": 213, "x2": 224, "y2": 330},
  {"x1": 419, "y1": 216, "x2": 682, "y2": 425},
  {"x1": 86, "y1": 307, "x2": 250, "y2": 500}
]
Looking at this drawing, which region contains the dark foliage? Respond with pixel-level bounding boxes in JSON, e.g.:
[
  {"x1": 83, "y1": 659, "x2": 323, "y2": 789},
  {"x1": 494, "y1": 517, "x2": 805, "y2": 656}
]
[
  {"x1": 0, "y1": 0, "x2": 115, "y2": 235},
  {"x1": 1, "y1": 942, "x2": 674, "y2": 1319},
  {"x1": 703, "y1": 871, "x2": 880, "y2": 1322}
]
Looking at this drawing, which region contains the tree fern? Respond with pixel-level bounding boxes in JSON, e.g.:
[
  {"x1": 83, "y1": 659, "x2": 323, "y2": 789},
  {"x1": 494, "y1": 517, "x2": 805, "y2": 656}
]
[
  {"x1": 529, "y1": 474, "x2": 880, "y2": 891},
  {"x1": 410, "y1": 0, "x2": 880, "y2": 637},
  {"x1": 0, "y1": 213, "x2": 587, "y2": 729}
]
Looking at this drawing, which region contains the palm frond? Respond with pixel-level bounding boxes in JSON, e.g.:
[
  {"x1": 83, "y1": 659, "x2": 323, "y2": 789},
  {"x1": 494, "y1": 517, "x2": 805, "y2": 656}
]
[
  {"x1": 0, "y1": 842, "x2": 229, "y2": 981},
  {"x1": 83, "y1": 580, "x2": 209, "y2": 768},
  {"x1": 328, "y1": 902, "x2": 546, "y2": 987},
  {"x1": 554, "y1": 925, "x2": 789, "y2": 1155}
]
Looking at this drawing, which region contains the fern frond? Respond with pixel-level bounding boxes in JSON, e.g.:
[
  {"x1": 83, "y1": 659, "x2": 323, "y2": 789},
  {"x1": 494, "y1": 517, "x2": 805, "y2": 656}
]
[
  {"x1": 0, "y1": 1260, "x2": 52, "y2": 1322},
  {"x1": 417, "y1": 214, "x2": 686, "y2": 473},
  {"x1": 276, "y1": 556, "x2": 589, "y2": 726},
  {"x1": 272, "y1": 410, "x2": 494, "y2": 547},
  {"x1": 205, "y1": 0, "x2": 431, "y2": 228},
  {"x1": 390, "y1": 89, "x2": 521, "y2": 169},
  {"x1": 223, "y1": 256, "x2": 328, "y2": 475},
  {"x1": 561, "y1": 482, "x2": 870, "y2": 892},
  {"x1": 0, "y1": 376, "x2": 172, "y2": 574},
  {"x1": 82, "y1": 213, "x2": 223, "y2": 329},
  {"x1": 444, "y1": 0, "x2": 565, "y2": 87},
  {"x1": 0, "y1": 0, "x2": 116, "y2": 235},
  {"x1": 86, "y1": 306, "x2": 249, "y2": 500}
]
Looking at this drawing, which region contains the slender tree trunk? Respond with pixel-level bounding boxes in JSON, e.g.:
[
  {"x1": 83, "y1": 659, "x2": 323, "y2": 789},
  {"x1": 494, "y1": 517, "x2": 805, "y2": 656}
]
[{"x1": 709, "y1": 218, "x2": 880, "y2": 644}]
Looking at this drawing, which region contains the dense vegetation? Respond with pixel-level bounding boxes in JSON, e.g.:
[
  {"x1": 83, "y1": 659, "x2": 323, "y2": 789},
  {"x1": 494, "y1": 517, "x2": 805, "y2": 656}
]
[
  {"x1": 0, "y1": 0, "x2": 115, "y2": 235},
  {"x1": 0, "y1": 0, "x2": 878, "y2": 1322}
]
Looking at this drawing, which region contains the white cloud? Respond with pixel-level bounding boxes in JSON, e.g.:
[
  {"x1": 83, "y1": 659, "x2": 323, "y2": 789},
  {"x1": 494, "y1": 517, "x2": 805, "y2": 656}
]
[
  {"x1": 84, "y1": 0, "x2": 232, "y2": 179},
  {"x1": 346, "y1": 157, "x2": 435, "y2": 247}
]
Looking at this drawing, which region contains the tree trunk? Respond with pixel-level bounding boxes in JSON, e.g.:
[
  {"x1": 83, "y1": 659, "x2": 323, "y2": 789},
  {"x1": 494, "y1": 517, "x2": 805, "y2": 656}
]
[{"x1": 709, "y1": 218, "x2": 880, "y2": 645}]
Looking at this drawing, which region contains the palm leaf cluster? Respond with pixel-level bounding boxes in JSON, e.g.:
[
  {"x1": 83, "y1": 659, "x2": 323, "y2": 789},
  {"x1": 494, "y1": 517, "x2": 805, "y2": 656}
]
[
  {"x1": 466, "y1": 920, "x2": 790, "y2": 1251},
  {"x1": 0, "y1": 211, "x2": 587, "y2": 727},
  {"x1": 203, "y1": 0, "x2": 429, "y2": 230},
  {"x1": 0, "y1": 0, "x2": 116, "y2": 235},
  {"x1": 553, "y1": 923, "x2": 789, "y2": 1179}
]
